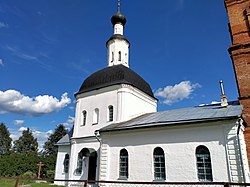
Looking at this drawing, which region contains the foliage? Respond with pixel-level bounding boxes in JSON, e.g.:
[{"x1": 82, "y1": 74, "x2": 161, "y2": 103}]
[
  {"x1": 21, "y1": 171, "x2": 37, "y2": 179},
  {"x1": 13, "y1": 128, "x2": 38, "y2": 156},
  {"x1": 0, "y1": 153, "x2": 56, "y2": 178},
  {"x1": 0, "y1": 123, "x2": 12, "y2": 155},
  {"x1": 46, "y1": 170, "x2": 55, "y2": 179},
  {"x1": 0, "y1": 153, "x2": 39, "y2": 176},
  {"x1": 43, "y1": 124, "x2": 67, "y2": 157},
  {"x1": 0, "y1": 124, "x2": 66, "y2": 179}
]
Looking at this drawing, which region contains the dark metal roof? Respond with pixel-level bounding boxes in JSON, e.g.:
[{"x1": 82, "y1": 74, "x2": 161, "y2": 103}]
[
  {"x1": 100, "y1": 101, "x2": 242, "y2": 132},
  {"x1": 111, "y1": 12, "x2": 126, "y2": 26},
  {"x1": 76, "y1": 65, "x2": 155, "y2": 99},
  {"x1": 106, "y1": 34, "x2": 130, "y2": 48}
]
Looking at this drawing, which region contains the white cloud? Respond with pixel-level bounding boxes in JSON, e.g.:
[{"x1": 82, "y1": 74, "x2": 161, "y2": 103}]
[
  {"x1": 18, "y1": 126, "x2": 27, "y2": 132},
  {"x1": 0, "y1": 59, "x2": 4, "y2": 67},
  {"x1": 14, "y1": 120, "x2": 24, "y2": 126},
  {"x1": 155, "y1": 81, "x2": 201, "y2": 105},
  {"x1": 0, "y1": 90, "x2": 71, "y2": 116},
  {"x1": 62, "y1": 115, "x2": 75, "y2": 127},
  {"x1": 0, "y1": 22, "x2": 8, "y2": 28},
  {"x1": 33, "y1": 129, "x2": 53, "y2": 151},
  {"x1": 10, "y1": 127, "x2": 53, "y2": 151},
  {"x1": 69, "y1": 106, "x2": 75, "y2": 111}
]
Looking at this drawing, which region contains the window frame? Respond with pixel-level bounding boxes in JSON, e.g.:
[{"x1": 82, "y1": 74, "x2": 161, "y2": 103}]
[
  {"x1": 108, "y1": 105, "x2": 114, "y2": 122},
  {"x1": 63, "y1": 154, "x2": 70, "y2": 173},
  {"x1": 76, "y1": 152, "x2": 83, "y2": 175},
  {"x1": 153, "y1": 147, "x2": 166, "y2": 181},
  {"x1": 93, "y1": 108, "x2": 99, "y2": 125},
  {"x1": 111, "y1": 51, "x2": 114, "y2": 62},
  {"x1": 119, "y1": 148, "x2": 128, "y2": 179},
  {"x1": 118, "y1": 51, "x2": 121, "y2": 61},
  {"x1": 196, "y1": 145, "x2": 213, "y2": 182},
  {"x1": 82, "y1": 110, "x2": 87, "y2": 126}
]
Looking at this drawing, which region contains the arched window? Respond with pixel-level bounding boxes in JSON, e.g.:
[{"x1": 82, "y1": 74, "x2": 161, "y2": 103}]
[
  {"x1": 76, "y1": 148, "x2": 90, "y2": 175},
  {"x1": 82, "y1": 110, "x2": 87, "y2": 126},
  {"x1": 118, "y1": 51, "x2": 121, "y2": 61},
  {"x1": 196, "y1": 145, "x2": 213, "y2": 181},
  {"x1": 93, "y1": 108, "x2": 99, "y2": 124},
  {"x1": 76, "y1": 152, "x2": 84, "y2": 175},
  {"x1": 153, "y1": 147, "x2": 166, "y2": 180},
  {"x1": 108, "y1": 105, "x2": 114, "y2": 122},
  {"x1": 64, "y1": 154, "x2": 70, "y2": 173},
  {"x1": 119, "y1": 149, "x2": 128, "y2": 179}
]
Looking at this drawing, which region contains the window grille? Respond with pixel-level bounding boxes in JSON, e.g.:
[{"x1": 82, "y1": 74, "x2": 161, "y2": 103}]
[
  {"x1": 82, "y1": 111, "x2": 87, "y2": 126},
  {"x1": 108, "y1": 105, "x2": 114, "y2": 122},
  {"x1": 196, "y1": 145, "x2": 213, "y2": 181},
  {"x1": 119, "y1": 149, "x2": 128, "y2": 179},
  {"x1": 153, "y1": 147, "x2": 166, "y2": 180},
  {"x1": 76, "y1": 153, "x2": 83, "y2": 175},
  {"x1": 118, "y1": 51, "x2": 121, "y2": 61},
  {"x1": 64, "y1": 154, "x2": 70, "y2": 173}
]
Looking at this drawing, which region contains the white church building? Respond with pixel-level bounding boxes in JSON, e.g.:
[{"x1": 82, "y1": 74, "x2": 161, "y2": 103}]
[{"x1": 54, "y1": 2, "x2": 250, "y2": 185}]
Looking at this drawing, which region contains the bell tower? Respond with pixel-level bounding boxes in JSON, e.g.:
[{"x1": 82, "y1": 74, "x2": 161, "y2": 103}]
[
  {"x1": 224, "y1": 0, "x2": 250, "y2": 165},
  {"x1": 106, "y1": 0, "x2": 130, "y2": 67}
]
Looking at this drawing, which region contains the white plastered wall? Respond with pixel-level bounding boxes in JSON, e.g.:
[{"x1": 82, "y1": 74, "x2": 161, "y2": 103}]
[
  {"x1": 68, "y1": 137, "x2": 100, "y2": 181},
  {"x1": 108, "y1": 40, "x2": 129, "y2": 67},
  {"x1": 73, "y1": 84, "x2": 157, "y2": 139},
  {"x1": 54, "y1": 145, "x2": 71, "y2": 186},
  {"x1": 99, "y1": 120, "x2": 245, "y2": 182}
]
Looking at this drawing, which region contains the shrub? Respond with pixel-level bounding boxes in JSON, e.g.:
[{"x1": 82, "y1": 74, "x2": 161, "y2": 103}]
[
  {"x1": 21, "y1": 170, "x2": 37, "y2": 179},
  {"x1": 46, "y1": 170, "x2": 55, "y2": 179}
]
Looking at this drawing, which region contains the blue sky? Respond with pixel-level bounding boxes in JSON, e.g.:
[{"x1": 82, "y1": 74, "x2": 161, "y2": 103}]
[{"x1": 0, "y1": 0, "x2": 238, "y2": 149}]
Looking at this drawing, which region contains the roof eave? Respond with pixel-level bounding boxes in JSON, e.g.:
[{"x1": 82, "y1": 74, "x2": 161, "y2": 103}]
[
  {"x1": 55, "y1": 142, "x2": 70, "y2": 146},
  {"x1": 99, "y1": 116, "x2": 241, "y2": 133}
]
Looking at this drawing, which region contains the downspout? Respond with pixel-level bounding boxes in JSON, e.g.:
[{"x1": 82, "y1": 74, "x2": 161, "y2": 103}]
[
  {"x1": 237, "y1": 118, "x2": 246, "y2": 183},
  {"x1": 94, "y1": 130, "x2": 102, "y2": 183},
  {"x1": 94, "y1": 130, "x2": 102, "y2": 143}
]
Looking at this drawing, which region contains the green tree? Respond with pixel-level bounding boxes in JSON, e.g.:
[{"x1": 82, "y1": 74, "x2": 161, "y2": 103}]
[
  {"x1": 13, "y1": 128, "x2": 38, "y2": 156},
  {"x1": 43, "y1": 124, "x2": 67, "y2": 157},
  {"x1": 0, "y1": 123, "x2": 12, "y2": 155}
]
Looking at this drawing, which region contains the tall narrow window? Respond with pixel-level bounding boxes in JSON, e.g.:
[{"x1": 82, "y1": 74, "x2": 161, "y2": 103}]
[
  {"x1": 64, "y1": 154, "x2": 70, "y2": 173},
  {"x1": 108, "y1": 105, "x2": 114, "y2": 122},
  {"x1": 93, "y1": 108, "x2": 99, "y2": 124},
  {"x1": 153, "y1": 147, "x2": 166, "y2": 180},
  {"x1": 125, "y1": 53, "x2": 127, "y2": 64},
  {"x1": 82, "y1": 111, "x2": 87, "y2": 126},
  {"x1": 119, "y1": 149, "x2": 128, "y2": 179},
  {"x1": 76, "y1": 152, "x2": 83, "y2": 175},
  {"x1": 118, "y1": 51, "x2": 121, "y2": 61},
  {"x1": 196, "y1": 145, "x2": 213, "y2": 181},
  {"x1": 111, "y1": 52, "x2": 114, "y2": 62}
]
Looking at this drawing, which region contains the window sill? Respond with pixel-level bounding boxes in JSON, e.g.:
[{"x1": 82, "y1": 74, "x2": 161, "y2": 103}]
[
  {"x1": 118, "y1": 177, "x2": 128, "y2": 180},
  {"x1": 153, "y1": 179, "x2": 166, "y2": 182}
]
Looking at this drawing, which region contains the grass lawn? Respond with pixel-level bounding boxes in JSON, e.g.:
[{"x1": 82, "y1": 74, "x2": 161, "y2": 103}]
[{"x1": 0, "y1": 178, "x2": 64, "y2": 187}]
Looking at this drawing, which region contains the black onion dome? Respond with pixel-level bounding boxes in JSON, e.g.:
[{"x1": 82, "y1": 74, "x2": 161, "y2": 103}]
[
  {"x1": 76, "y1": 65, "x2": 155, "y2": 98},
  {"x1": 111, "y1": 13, "x2": 126, "y2": 26}
]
